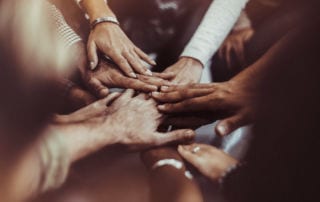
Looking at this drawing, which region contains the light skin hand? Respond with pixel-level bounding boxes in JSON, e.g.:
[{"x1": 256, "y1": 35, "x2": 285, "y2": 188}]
[
  {"x1": 87, "y1": 23, "x2": 156, "y2": 77},
  {"x1": 160, "y1": 57, "x2": 203, "y2": 85},
  {"x1": 80, "y1": 0, "x2": 156, "y2": 75},
  {"x1": 152, "y1": 81, "x2": 256, "y2": 136},
  {"x1": 178, "y1": 143, "x2": 238, "y2": 181},
  {"x1": 83, "y1": 60, "x2": 173, "y2": 97},
  {"x1": 105, "y1": 89, "x2": 196, "y2": 150}
]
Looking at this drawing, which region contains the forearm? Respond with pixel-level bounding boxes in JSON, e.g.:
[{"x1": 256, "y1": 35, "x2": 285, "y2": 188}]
[{"x1": 181, "y1": 0, "x2": 248, "y2": 66}]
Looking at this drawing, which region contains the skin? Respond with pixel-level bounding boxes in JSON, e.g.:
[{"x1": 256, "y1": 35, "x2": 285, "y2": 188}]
[
  {"x1": 72, "y1": 42, "x2": 173, "y2": 97},
  {"x1": 80, "y1": 0, "x2": 156, "y2": 76},
  {"x1": 7, "y1": 90, "x2": 196, "y2": 201},
  {"x1": 178, "y1": 143, "x2": 238, "y2": 181},
  {"x1": 152, "y1": 80, "x2": 257, "y2": 136},
  {"x1": 161, "y1": 57, "x2": 204, "y2": 85},
  {"x1": 141, "y1": 147, "x2": 204, "y2": 202},
  {"x1": 219, "y1": 27, "x2": 254, "y2": 70}
]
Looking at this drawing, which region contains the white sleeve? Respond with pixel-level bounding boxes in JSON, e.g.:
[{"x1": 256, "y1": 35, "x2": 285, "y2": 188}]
[{"x1": 180, "y1": 0, "x2": 249, "y2": 66}]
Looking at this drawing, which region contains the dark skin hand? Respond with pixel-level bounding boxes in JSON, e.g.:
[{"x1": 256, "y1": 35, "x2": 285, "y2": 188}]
[
  {"x1": 178, "y1": 143, "x2": 238, "y2": 181},
  {"x1": 219, "y1": 27, "x2": 254, "y2": 70},
  {"x1": 152, "y1": 80, "x2": 257, "y2": 136}
]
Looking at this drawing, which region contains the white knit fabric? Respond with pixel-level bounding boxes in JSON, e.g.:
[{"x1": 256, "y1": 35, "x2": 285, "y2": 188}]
[
  {"x1": 47, "y1": 3, "x2": 82, "y2": 48},
  {"x1": 180, "y1": 0, "x2": 249, "y2": 66}
]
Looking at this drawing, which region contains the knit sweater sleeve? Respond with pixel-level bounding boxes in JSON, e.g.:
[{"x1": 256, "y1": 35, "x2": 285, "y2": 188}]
[{"x1": 180, "y1": 0, "x2": 248, "y2": 66}]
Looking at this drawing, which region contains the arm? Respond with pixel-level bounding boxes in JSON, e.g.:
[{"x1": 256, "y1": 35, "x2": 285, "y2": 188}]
[
  {"x1": 162, "y1": 0, "x2": 248, "y2": 84},
  {"x1": 180, "y1": 0, "x2": 249, "y2": 66},
  {"x1": 76, "y1": 0, "x2": 156, "y2": 76}
]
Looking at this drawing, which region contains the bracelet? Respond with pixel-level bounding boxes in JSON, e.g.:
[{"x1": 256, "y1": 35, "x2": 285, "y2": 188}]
[
  {"x1": 91, "y1": 16, "x2": 119, "y2": 29},
  {"x1": 152, "y1": 158, "x2": 183, "y2": 170},
  {"x1": 151, "y1": 159, "x2": 194, "y2": 180}
]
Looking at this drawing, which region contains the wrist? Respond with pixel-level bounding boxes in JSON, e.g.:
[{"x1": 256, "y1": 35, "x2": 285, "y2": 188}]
[{"x1": 179, "y1": 57, "x2": 204, "y2": 69}]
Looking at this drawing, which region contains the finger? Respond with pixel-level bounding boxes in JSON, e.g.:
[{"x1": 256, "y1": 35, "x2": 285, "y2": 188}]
[
  {"x1": 87, "y1": 78, "x2": 109, "y2": 98},
  {"x1": 158, "y1": 96, "x2": 211, "y2": 113},
  {"x1": 104, "y1": 92, "x2": 122, "y2": 106},
  {"x1": 160, "y1": 83, "x2": 214, "y2": 92},
  {"x1": 233, "y1": 40, "x2": 245, "y2": 66},
  {"x1": 177, "y1": 145, "x2": 203, "y2": 168},
  {"x1": 152, "y1": 72, "x2": 175, "y2": 80},
  {"x1": 135, "y1": 47, "x2": 156, "y2": 66},
  {"x1": 215, "y1": 114, "x2": 247, "y2": 136},
  {"x1": 152, "y1": 88, "x2": 213, "y2": 103},
  {"x1": 218, "y1": 45, "x2": 225, "y2": 59},
  {"x1": 108, "y1": 51, "x2": 137, "y2": 78},
  {"x1": 153, "y1": 129, "x2": 195, "y2": 146},
  {"x1": 87, "y1": 42, "x2": 99, "y2": 70},
  {"x1": 124, "y1": 50, "x2": 151, "y2": 76},
  {"x1": 225, "y1": 43, "x2": 233, "y2": 69},
  {"x1": 137, "y1": 74, "x2": 172, "y2": 87},
  {"x1": 118, "y1": 89, "x2": 135, "y2": 101},
  {"x1": 119, "y1": 77, "x2": 158, "y2": 92}
]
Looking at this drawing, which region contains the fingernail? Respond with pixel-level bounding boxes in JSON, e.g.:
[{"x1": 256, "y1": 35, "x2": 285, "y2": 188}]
[
  {"x1": 158, "y1": 105, "x2": 166, "y2": 110},
  {"x1": 130, "y1": 72, "x2": 137, "y2": 78},
  {"x1": 151, "y1": 92, "x2": 160, "y2": 97},
  {"x1": 145, "y1": 69, "x2": 152, "y2": 76},
  {"x1": 151, "y1": 60, "x2": 157, "y2": 66},
  {"x1": 161, "y1": 86, "x2": 169, "y2": 91},
  {"x1": 216, "y1": 124, "x2": 228, "y2": 136},
  {"x1": 185, "y1": 130, "x2": 194, "y2": 137},
  {"x1": 178, "y1": 145, "x2": 184, "y2": 151},
  {"x1": 90, "y1": 61, "x2": 96, "y2": 70}
]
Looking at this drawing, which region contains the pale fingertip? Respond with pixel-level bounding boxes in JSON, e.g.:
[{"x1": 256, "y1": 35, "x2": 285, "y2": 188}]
[
  {"x1": 158, "y1": 105, "x2": 166, "y2": 110},
  {"x1": 130, "y1": 72, "x2": 137, "y2": 78},
  {"x1": 151, "y1": 60, "x2": 157, "y2": 66},
  {"x1": 90, "y1": 61, "x2": 96, "y2": 70},
  {"x1": 145, "y1": 69, "x2": 153, "y2": 76},
  {"x1": 216, "y1": 124, "x2": 228, "y2": 136},
  {"x1": 185, "y1": 130, "x2": 195, "y2": 138},
  {"x1": 151, "y1": 92, "x2": 160, "y2": 97},
  {"x1": 161, "y1": 86, "x2": 169, "y2": 91}
]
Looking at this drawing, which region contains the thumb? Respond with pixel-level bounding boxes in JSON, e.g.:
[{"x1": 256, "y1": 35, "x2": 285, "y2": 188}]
[
  {"x1": 87, "y1": 42, "x2": 98, "y2": 70},
  {"x1": 153, "y1": 129, "x2": 195, "y2": 146},
  {"x1": 215, "y1": 114, "x2": 246, "y2": 136}
]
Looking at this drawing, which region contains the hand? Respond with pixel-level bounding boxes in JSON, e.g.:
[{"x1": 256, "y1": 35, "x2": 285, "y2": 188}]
[
  {"x1": 105, "y1": 89, "x2": 196, "y2": 150},
  {"x1": 87, "y1": 23, "x2": 156, "y2": 77},
  {"x1": 82, "y1": 60, "x2": 173, "y2": 97},
  {"x1": 178, "y1": 143, "x2": 238, "y2": 181},
  {"x1": 151, "y1": 81, "x2": 257, "y2": 136},
  {"x1": 162, "y1": 113, "x2": 213, "y2": 130},
  {"x1": 53, "y1": 92, "x2": 120, "y2": 124},
  {"x1": 219, "y1": 28, "x2": 254, "y2": 70},
  {"x1": 160, "y1": 57, "x2": 203, "y2": 85}
]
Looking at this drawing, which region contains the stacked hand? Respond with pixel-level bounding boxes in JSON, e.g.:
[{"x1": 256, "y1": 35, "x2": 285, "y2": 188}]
[
  {"x1": 152, "y1": 80, "x2": 257, "y2": 136},
  {"x1": 54, "y1": 90, "x2": 196, "y2": 158},
  {"x1": 88, "y1": 23, "x2": 156, "y2": 77},
  {"x1": 71, "y1": 41, "x2": 174, "y2": 97},
  {"x1": 160, "y1": 57, "x2": 203, "y2": 85},
  {"x1": 178, "y1": 143, "x2": 238, "y2": 181}
]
